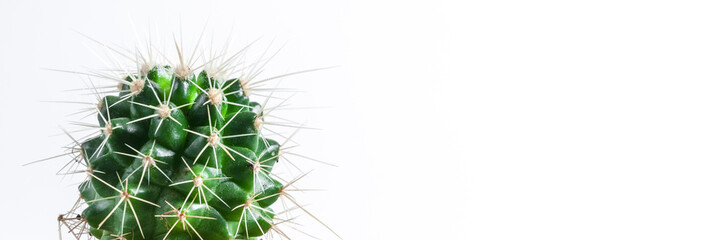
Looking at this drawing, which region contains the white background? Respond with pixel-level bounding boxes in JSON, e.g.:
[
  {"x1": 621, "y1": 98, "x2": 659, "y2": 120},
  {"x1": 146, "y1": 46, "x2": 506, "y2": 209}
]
[{"x1": 1, "y1": 0, "x2": 721, "y2": 239}]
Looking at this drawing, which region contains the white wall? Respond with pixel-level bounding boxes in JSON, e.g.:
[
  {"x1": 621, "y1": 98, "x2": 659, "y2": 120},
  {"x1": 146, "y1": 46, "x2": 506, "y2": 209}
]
[{"x1": 1, "y1": 0, "x2": 721, "y2": 239}]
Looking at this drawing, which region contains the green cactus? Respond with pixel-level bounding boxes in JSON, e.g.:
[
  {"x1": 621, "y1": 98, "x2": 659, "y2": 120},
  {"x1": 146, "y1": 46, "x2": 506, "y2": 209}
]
[
  {"x1": 76, "y1": 65, "x2": 285, "y2": 239},
  {"x1": 35, "y1": 37, "x2": 339, "y2": 240}
]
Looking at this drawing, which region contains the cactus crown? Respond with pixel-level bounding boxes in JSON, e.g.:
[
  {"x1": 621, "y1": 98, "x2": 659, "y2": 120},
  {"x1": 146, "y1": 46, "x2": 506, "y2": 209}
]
[{"x1": 40, "y1": 35, "x2": 338, "y2": 240}]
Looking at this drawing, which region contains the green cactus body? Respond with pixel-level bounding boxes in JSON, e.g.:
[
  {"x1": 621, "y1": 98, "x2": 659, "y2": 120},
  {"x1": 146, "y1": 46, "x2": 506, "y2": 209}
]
[{"x1": 79, "y1": 66, "x2": 282, "y2": 240}]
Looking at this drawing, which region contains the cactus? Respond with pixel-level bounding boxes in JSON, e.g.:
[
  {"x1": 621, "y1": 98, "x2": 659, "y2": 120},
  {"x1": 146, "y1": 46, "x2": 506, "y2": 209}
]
[{"x1": 35, "y1": 34, "x2": 339, "y2": 240}]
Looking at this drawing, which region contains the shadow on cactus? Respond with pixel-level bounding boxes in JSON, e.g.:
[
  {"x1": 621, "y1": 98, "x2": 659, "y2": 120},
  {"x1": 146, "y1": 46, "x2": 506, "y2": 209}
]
[{"x1": 29, "y1": 32, "x2": 339, "y2": 240}]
